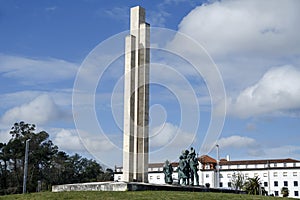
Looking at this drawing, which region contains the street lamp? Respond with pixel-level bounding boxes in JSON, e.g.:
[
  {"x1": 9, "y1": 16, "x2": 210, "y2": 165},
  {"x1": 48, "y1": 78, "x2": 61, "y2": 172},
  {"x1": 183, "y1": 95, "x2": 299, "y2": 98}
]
[
  {"x1": 23, "y1": 139, "x2": 30, "y2": 194},
  {"x1": 216, "y1": 144, "x2": 220, "y2": 188}
]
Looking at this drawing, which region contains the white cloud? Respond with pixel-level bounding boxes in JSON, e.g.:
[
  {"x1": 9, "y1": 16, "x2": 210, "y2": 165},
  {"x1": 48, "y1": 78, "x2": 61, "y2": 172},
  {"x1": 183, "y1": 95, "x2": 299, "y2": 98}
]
[
  {"x1": 245, "y1": 123, "x2": 257, "y2": 132},
  {"x1": 148, "y1": 10, "x2": 170, "y2": 27},
  {"x1": 45, "y1": 6, "x2": 57, "y2": 12},
  {"x1": 169, "y1": 0, "x2": 300, "y2": 94},
  {"x1": 0, "y1": 94, "x2": 65, "y2": 126},
  {"x1": 215, "y1": 135, "x2": 300, "y2": 159},
  {"x1": 0, "y1": 54, "x2": 78, "y2": 85},
  {"x1": 0, "y1": 129, "x2": 11, "y2": 144},
  {"x1": 0, "y1": 90, "x2": 72, "y2": 110},
  {"x1": 177, "y1": 0, "x2": 300, "y2": 57},
  {"x1": 263, "y1": 145, "x2": 300, "y2": 159},
  {"x1": 0, "y1": 91, "x2": 42, "y2": 110},
  {"x1": 104, "y1": 6, "x2": 129, "y2": 24},
  {"x1": 52, "y1": 128, "x2": 115, "y2": 153},
  {"x1": 149, "y1": 122, "x2": 198, "y2": 163},
  {"x1": 150, "y1": 122, "x2": 195, "y2": 148},
  {"x1": 228, "y1": 65, "x2": 300, "y2": 118},
  {"x1": 218, "y1": 135, "x2": 257, "y2": 149},
  {"x1": 167, "y1": 0, "x2": 300, "y2": 119},
  {"x1": 52, "y1": 128, "x2": 121, "y2": 167},
  {"x1": 149, "y1": 0, "x2": 196, "y2": 27},
  {"x1": 52, "y1": 129, "x2": 85, "y2": 152}
]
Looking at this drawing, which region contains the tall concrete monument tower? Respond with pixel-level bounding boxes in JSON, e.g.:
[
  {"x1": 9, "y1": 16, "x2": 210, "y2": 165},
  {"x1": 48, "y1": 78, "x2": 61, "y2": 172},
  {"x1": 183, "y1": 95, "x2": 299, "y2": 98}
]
[{"x1": 123, "y1": 6, "x2": 150, "y2": 182}]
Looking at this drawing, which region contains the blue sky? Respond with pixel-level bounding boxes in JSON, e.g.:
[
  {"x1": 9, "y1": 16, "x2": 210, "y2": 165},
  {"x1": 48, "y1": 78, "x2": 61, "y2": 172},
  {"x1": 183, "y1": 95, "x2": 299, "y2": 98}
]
[{"x1": 1, "y1": 0, "x2": 300, "y2": 168}]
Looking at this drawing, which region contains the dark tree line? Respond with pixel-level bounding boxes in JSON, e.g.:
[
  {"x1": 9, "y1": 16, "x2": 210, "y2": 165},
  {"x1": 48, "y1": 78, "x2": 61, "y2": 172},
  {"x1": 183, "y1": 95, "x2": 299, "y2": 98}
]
[{"x1": 0, "y1": 122, "x2": 113, "y2": 194}]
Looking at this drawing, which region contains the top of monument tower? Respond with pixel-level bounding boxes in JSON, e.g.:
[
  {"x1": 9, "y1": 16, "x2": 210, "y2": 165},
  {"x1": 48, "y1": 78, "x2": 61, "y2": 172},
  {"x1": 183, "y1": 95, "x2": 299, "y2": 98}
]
[
  {"x1": 130, "y1": 6, "x2": 147, "y2": 29},
  {"x1": 131, "y1": 6, "x2": 145, "y2": 11}
]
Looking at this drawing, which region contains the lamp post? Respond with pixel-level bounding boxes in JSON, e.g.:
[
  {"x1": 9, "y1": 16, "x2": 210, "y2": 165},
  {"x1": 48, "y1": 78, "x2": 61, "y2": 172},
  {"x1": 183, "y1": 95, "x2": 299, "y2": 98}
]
[
  {"x1": 23, "y1": 139, "x2": 30, "y2": 194},
  {"x1": 216, "y1": 144, "x2": 220, "y2": 188}
]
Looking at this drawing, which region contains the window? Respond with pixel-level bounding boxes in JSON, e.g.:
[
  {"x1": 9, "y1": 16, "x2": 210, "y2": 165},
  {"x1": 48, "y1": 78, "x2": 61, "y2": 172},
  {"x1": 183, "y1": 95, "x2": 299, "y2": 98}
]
[
  {"x1": 206, "y1": 174, "x2": 209, "y2": 178},
  {"x1": 264, "y1": 182, "x2": 268, "y2": 187},
  {"x1": 293, "y1": 163, "x2": 297, "y2": 167},
  {"x1": 228, "y1": 182, "x2": 232, "y2": 187},
  {"x1": 118, "y1": 176, "x2": 121, "y2": 180},
  {"x1": 220, "y1": 174, "x2": 223, "y2": 178},
  {"x1": 273, "y1": 172, "x2": 278, "y2": 177},
  {"x1": 294, "y1": 181, "x2": 298, "y2": 187},
  {"x1": 263, "y1": 173, "x2": 267, "y2": 177},
  {"x1": 293, "y1": 172, "x2": 297, "y2": 176},
  {"x1": 274, "y1": 181, "x2": 278, "y2": 187},
  {"x1": 254, "y1": 173, "x2": 258, "y2": 177},
  {"x1": 219, "y1": 182, "x2": 223, "y2": 187},
  {"x1": 245, "y1": 173, "x2": 249, "y2": 178},
  {"x1": 284, "y1": 163, "x2": 287, "y2": 167},
  {"x1": 295, "y1": 191, "x2": 299, "y2": 197},
  {"x1": 227, "y1": 174, "x2": 231, "y2": 178},
  {"x1": 149, "y1": 176, "x2": 153, "y2": 180},
  {"x1": 157, "y1": 175, "x2": 160, "y2": 180},
  {"x1": 284, "y1": 181, "x2": 288, "y2": 186},
  {"x1": 274, "y1": 191, "x2": 279, "y2": 196},
  {"x1": 274, "y1": 163, "x2": 277, "y2": 167},
  {"x1": 283, "y1": 172, "x2": 287, "y2": 177}
]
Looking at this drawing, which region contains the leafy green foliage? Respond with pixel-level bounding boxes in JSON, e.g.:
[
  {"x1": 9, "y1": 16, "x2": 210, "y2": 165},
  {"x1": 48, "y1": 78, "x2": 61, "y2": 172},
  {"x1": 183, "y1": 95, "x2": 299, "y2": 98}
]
[
  {"x1": 0, "y1": 122, "x2": 111, "y2": 194},
  {"x1": 243, "y1": 176, "x2": 261, "y2": 195},
  {"x1": 231, "y1": 172, "x2": 245, "y2": 190},
  {"x1": 281, "y1": 187, "x2": 289, "y2": 197}
]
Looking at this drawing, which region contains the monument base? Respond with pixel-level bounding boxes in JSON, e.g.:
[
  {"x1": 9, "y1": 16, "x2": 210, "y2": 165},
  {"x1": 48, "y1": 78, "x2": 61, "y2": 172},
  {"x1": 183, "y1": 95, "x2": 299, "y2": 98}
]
[{"x1": 52, "y1": 181, "x2": 245, "y2": 194}]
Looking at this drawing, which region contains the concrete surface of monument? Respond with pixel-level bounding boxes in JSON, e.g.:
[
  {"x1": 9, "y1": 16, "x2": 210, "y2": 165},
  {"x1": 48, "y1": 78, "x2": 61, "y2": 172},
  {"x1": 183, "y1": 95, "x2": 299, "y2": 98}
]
[{"x1": 123, "y1": 6, "x2": 150, "y2": 183}]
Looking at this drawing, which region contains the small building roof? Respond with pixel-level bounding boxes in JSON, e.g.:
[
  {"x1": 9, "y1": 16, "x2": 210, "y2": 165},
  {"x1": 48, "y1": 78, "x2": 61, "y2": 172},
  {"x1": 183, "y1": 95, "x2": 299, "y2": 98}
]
[
  {"x1": 115, "y1": 156, "x2": 300, "y2": 170},
  {"x1": 198, "y1": 155, "x2": 217, "y2": 164}
]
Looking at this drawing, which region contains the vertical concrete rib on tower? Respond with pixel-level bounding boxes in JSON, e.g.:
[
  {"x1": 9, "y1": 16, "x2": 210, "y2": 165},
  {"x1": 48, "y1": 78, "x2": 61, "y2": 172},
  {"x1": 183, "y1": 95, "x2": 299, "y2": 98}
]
[{"x1": 123, "y1": 6, "x2": 149, "y2": 183}]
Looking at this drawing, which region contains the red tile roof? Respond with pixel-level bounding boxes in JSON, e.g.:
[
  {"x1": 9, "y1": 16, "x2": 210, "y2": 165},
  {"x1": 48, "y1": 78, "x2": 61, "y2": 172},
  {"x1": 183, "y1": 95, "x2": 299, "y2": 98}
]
[{"x1": 198, "y1": 155, "x2": 217, "y2": 164}]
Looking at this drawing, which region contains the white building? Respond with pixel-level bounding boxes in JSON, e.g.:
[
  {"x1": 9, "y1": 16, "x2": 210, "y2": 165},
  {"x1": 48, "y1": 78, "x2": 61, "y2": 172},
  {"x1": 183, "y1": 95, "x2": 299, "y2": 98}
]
[{"x1": 114, "y1": 155, "x2": 300, "y2": 198}]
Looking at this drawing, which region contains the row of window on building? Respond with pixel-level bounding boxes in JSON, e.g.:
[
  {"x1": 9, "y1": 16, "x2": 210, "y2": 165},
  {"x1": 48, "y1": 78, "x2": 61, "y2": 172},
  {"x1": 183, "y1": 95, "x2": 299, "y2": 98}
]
[
  {"x1": 219, "y1": 181, "x2": 299, "y2": 197},
  {"x1": 220, "y1": 162, "x2": 298, "y2": 169},
  {"x1": 219, "y1": 181, "x2": 298, "y2": 188},
  {"x1": 218, "y1": 171, "x2": 298, "y2": 178}
]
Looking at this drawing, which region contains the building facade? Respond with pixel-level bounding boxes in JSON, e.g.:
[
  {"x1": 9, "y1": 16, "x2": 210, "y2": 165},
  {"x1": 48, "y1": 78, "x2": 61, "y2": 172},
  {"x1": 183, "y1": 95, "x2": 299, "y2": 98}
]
[{"x1": 115, "y1": 155, "x2": 300, "y2": 198}]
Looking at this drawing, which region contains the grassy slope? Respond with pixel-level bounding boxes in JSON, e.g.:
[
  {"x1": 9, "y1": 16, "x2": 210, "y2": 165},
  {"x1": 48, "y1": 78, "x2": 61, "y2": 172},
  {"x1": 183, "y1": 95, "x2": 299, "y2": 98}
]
[{"x1": 0, "y1": 191, "x2": 281, "y2": 200}]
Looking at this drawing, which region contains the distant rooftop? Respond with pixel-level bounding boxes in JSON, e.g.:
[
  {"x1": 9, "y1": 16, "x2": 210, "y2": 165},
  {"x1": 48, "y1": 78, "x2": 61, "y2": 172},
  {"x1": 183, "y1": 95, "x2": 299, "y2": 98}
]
[{"x1": 115, "y1": 155, "x2": 300, "y2": 170}]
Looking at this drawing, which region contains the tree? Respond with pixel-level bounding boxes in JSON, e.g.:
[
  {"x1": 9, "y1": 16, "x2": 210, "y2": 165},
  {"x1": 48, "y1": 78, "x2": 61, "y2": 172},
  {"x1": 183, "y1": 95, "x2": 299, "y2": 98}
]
[
  {"x1": 57, "y1": 153, "x2": 104, "y2": 184},
  {"x1": 231, "y1": 172, "x2": 245, "y2": 190},
  {"x1": 0, "y1": 121, "x2": 108, "y2": 194},
  {"x1": 243, "y1": 176, "x2": 261, "y2": 195},
  {"x1": 1, "y1": 122, "x2": 58, "y2": 193},
  {"x1": 0, "y1": 143, "x2": 10, "y2": 194},
  {"x1": 281, "y1": 187, "x2": 289, "y2": 197},
  {"x1": 97, "y1": 168, "x2": 114, "y2": 182}
]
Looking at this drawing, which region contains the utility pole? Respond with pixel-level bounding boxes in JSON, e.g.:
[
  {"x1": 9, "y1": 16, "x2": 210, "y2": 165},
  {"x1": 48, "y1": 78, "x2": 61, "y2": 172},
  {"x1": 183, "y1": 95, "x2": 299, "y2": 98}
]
[
  {"x1": 216, "y1": 144, "x2": 220, "y2": 188},
  {"x1": 23, "y1": 139, "x2": 30, "y2": 194}
]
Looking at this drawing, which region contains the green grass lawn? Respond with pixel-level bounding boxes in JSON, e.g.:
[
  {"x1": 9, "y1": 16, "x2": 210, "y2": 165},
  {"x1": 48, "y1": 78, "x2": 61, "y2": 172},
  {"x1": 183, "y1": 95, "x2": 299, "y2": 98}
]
[{"x1": 0, "y1": 191, "x2": 281, "y2": 200}]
